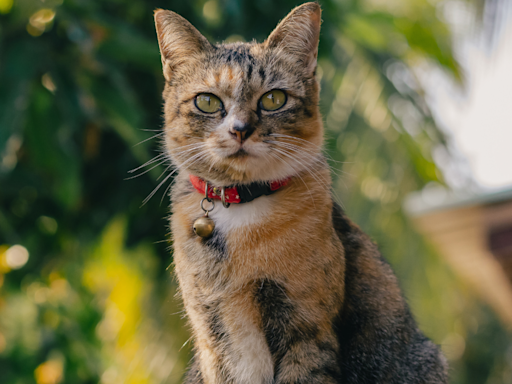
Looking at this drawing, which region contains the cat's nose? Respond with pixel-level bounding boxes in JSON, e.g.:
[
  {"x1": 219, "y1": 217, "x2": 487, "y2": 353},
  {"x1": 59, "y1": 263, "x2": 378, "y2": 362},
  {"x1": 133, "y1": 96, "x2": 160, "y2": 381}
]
[{"x1": 229, "y1": 123, "x2": 254, "y2": 144}]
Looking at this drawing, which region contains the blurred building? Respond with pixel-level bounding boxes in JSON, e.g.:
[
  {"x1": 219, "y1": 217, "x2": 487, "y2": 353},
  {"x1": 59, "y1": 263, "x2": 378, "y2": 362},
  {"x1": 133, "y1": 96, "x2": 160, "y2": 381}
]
[{"x1": 406, "y1": 186, "x2": 512, "y2": 328}]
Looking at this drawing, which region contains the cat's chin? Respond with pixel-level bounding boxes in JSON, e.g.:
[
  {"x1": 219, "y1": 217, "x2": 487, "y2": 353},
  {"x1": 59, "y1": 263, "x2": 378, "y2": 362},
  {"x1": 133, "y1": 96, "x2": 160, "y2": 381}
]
[
  {"x1": 186, "y1": 158, "x2": 297, "y2": 187},
  {"x1": 190, "y1": 142, "x2": 310, "y2": 185},
  {"x1": 227, "y1": 148, "x2": 250, "y2": 159},
  {"x1": 219, "y1": 159, "x2": 301, "y2": 185}
]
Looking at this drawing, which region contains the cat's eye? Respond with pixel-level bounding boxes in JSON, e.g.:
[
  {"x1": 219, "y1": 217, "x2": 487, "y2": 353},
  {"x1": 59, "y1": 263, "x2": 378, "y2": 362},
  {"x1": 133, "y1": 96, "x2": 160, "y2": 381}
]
[
  {"x1": 195, "y1": 94, "x2": 223, "y2": 113},
  {"x1": 260, "y1": 90, "x2": 287, "y2": 111}
]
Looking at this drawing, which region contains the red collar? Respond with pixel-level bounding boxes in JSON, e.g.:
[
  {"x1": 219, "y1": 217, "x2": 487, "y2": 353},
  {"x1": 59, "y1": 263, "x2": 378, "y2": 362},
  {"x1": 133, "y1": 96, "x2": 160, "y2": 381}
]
[{"x1": 189, "y1": 174, "x2": 290, "y2": 204}]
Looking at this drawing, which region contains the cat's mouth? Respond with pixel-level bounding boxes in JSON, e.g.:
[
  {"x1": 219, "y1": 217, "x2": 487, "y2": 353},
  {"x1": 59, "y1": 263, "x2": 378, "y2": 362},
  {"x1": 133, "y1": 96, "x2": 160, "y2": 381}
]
[{"x1": 227, "y1": 148, "x2": 250, "y2": 159}]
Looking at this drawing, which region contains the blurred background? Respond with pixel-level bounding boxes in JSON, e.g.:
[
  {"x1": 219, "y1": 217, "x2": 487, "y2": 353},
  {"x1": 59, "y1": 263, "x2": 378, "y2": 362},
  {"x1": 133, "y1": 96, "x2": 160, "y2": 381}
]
[{"x1": 1, "y1": 0, "x2": 511, "y2": 383}]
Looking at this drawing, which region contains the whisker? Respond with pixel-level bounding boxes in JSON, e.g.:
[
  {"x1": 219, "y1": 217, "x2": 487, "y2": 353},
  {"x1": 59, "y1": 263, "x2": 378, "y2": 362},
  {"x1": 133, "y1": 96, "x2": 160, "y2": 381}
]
[
  {"x1": 125, "y1": 159, "x2": 169, "y2": 180},
  {"x1": 157, "y1": 164, "x2": 173, "y2": 181},
  {"x1": 268, "y1": 133, "x2": 346, "y2": 164},
  {"x1": 267, "y1": 140, "x2": 348, "y2": 179},
  {"x1": 270, "y1": 140, "x2": 351, "y2": 198},
  {"x1": 272, "y1": 145, "x2": 345, "y2": 207},
  {"x1": 269, "y1": 133, "x2": 324, "y2": 149},
  {"x1": 172, "y1": 145, "x2": 207, "y2": 158},
  {"x1": 142, "y1": 169, "x2": 176, "y2": 206},
  {"x1": 267, "y1": 141, "x2": 329, "y2": 170},
  {"x1": 159, "y1": 152, "x2": 209, "y2": 205},
  {"x1": 143, "y1": 149, "x2": 209, "y2": 206},
  {"x1": 268, "y1": 151, "x2": 316, "y2": 207},
  {"x1": 129, "y1": 153, "x2": 167, "y2": 174},
  {"x1": 271, "y1": 147, "x2": 331, "y2": 193},
  {"x1": 174, "y1": 141, "x2": 206, "y2": 149},
  {"x1": 134, "y1": 131, "x2": 165, "y2": 147}
]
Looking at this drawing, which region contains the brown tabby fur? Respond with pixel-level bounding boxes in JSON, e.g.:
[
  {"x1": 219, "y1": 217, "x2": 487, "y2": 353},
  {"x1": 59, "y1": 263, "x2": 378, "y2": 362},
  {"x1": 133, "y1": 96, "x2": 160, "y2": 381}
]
[{"x1": 154, "y1": 3, "x2": 448, "y2": 383}]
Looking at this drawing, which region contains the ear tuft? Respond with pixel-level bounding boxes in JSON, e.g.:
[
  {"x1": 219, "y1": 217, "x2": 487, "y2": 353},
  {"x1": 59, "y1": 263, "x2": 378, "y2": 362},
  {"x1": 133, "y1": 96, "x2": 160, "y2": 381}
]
[
  {"x1": 154, "y1": 9, "x2": 212, "y2": 82},
  {"x1": 265, "y1": 2, "x2": 321, "y2": 75}
]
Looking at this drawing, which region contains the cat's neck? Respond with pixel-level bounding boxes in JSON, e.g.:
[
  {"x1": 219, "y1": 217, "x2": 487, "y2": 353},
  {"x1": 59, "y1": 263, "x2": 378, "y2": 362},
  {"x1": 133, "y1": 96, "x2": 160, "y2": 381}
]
[{"x1": 172, "y1": 165, "x2": 331, "y2": 235}]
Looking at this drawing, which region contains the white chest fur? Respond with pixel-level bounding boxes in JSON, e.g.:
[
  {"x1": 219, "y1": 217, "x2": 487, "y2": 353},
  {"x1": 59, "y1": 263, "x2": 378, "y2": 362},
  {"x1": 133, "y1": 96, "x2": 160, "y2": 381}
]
[
  {"x1": 207, "y1": 194, "x2": 274, "y2": 235},
  {"x1": 226, "y1": 312, "x2": 274, "y2": 384}
]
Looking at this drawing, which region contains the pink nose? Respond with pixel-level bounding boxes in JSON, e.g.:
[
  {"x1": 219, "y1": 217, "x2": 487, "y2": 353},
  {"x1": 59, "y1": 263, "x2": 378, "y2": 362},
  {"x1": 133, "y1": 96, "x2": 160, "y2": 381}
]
[{"x1": 229, "y1": 123, "x2": 254, "y2": 144}]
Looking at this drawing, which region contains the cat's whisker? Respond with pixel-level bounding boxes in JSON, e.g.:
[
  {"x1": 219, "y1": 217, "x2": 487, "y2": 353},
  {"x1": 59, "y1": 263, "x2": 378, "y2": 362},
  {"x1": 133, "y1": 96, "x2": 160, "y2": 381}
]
[
  {"x1": 142, "y1": 169, "x2": 176, "y2": 206},
  {"x1": 171, "y1": 145, "x2": 208, "y2": 167},
  {"x1": 208, "y1": 160, "x2": 216, "y2": 173},
  {"x1": 156, "y1": 164, "x2": 174, "y2": 181},
  {"x1": 125, "y1": 158, "x2": 170, "y2": 180},
  {"x1": 160, "y1": 179, "x2": 175, "y2": 205},
  {"x1": 268, "y1": 134, "x2": 327, "y2": 155},
  {"x1": 207, "y1": 153, "x2": 224, "y2": 174},
  {"x1": 159, "y1": 151, "x2": 209, "y2": 205},
  {"x1": 267, "y1": 150, "x2": 316, "y2": 207},
  {"x1": 269, "y1": 133, "x2": 346, "y2": 165},
  {"x1": 268, "y1": 134, "x2": 324, "y2": 150},
  {"x1": 268, "y1": 140, "x2": 324, "y2": 161},
  {"x1": 268, "y1": 141, "x2": 329, "y2": 173},
  {"x1": 268, "y1": 140, "x2": 348, "y2": 179},
  {"x1": 273, "y1": 145, "x2": 345, "y2": 207},
  {"x1": 129, "y1": 153, "x2": 167, "y2": 174},
  {"x1": 176, "y1": 139, "x2": 206, "y2": 146},
  {"x1": 265, "y1": 139, "x2": 328, "y2": 165},
  {"x1": 269, "y1": 142, "x2": 324, "y2": 162},
  {"x1": 268, "y1": 133, "x2": 325, "y2": 150},
  {"x1": 172, "y1": 148, "x2": 207, "y2": 161},
  {"x1": 153, "y1": 239, "x2": 171, "y2": 244},
  {"x1": 174, "y1": 149, "x2": 209, "y2": 173},
  {"x1": 269, "y1": 137, "x2": 345, "y2": 167},
  {"x1": 269, "y1": 147, "x2": 325, "y2": 205},
  {"x1": 272, "y1": 142, "x2": 349, "y2": 205},
  {"x1": 172, "y1": 143, "x2": 208, "y2": 155},
  {"x1": 180, "y1": 337, "x2": 193, "y2": 352},
  {"x1": 134, "y1": 131, "x2": 166, "y2": 147},
  {"x1": 142, "y1": 150, "x2": 208, "y2": 206},
  {"x1": 271, "y1": 146, "x2": 332, "y2": 195}
]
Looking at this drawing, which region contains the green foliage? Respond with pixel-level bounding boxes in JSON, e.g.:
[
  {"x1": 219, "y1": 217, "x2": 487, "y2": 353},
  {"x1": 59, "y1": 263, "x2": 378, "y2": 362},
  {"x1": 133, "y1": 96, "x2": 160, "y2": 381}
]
[{"x1": 0, "y1": 0, "x2": 510, "y2": 383}]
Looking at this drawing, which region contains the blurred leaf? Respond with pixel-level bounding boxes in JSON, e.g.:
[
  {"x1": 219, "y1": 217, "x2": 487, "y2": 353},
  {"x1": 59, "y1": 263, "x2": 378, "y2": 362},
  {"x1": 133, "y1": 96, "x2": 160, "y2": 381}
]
[
  {"x1": 0, "y1": 42, "x2": 37, "y2": 156},
  {"x1": 96, "y1": 22, "x2": 161, "y2": 72},
  {"x1": 343, "y1": 14, "x2": 393, "y2": 52}
]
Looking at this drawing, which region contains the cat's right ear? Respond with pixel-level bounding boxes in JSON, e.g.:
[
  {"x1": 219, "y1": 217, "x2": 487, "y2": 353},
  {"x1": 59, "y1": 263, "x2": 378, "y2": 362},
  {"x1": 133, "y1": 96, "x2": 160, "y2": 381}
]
[
  {"x1": 154, "y1": 9, "x2": 212, "y2": 82},
  {"x1": 265, "y1": 3, "x2": 321, "y2": 76}
]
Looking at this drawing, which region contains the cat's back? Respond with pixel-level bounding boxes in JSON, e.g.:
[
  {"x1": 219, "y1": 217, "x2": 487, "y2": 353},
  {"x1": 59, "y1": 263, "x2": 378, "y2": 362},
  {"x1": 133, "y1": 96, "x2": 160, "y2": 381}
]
[{"x1": 332, "y1": 203, "x2": 449, "y2": 383}]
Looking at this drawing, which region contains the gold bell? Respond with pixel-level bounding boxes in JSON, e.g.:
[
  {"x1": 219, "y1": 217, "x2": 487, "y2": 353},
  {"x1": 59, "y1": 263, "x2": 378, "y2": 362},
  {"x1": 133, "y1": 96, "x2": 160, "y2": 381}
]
[{"x1": 193, "y1": 214, "x2": 215, "y2": 238}]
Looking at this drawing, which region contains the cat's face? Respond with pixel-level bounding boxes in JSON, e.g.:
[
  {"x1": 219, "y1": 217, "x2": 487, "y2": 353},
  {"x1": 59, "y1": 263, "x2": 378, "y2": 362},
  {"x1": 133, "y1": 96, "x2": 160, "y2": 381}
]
[{"x1": 155, "y1": 3, "x2": 322, "y2": 185}]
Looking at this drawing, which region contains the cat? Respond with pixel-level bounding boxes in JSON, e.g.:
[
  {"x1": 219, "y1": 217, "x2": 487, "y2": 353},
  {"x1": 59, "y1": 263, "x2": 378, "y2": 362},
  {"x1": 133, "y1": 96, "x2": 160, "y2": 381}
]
[{"x1": 154, "y1": 3, "x2": 448, "y2": 383}]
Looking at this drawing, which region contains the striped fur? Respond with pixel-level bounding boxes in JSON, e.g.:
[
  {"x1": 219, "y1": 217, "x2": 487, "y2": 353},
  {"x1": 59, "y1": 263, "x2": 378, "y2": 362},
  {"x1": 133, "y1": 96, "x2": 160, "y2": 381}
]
[{"x1": 154, "y1": 3, "x2": 448, "y2": 383}]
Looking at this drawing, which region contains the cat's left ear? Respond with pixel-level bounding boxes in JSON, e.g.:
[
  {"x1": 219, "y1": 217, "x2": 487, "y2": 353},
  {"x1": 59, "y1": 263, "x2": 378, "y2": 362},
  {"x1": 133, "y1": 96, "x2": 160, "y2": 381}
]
[
  {"x1": 154, "y1": 9, "x2": 212, "y2": 82},
  {"x1": 265, "y1": 2, "x2": 321, "y2": 75}
]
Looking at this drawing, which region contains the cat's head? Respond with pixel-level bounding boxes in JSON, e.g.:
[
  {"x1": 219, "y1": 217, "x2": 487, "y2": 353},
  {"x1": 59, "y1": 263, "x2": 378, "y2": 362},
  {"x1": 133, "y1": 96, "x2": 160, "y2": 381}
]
[{"x1": 155, "y1": 3, "x2": 322, "y2": 186}]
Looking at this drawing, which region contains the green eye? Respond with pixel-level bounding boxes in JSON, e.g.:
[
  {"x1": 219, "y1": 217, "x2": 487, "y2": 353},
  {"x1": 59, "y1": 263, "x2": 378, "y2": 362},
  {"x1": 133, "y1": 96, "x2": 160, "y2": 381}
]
[
  {"x1": 195, "y1": 94, "x2": 223, "y2": 113},
  {"x1": 260, "y1": 89, "x2": 287, "y2": 111}
]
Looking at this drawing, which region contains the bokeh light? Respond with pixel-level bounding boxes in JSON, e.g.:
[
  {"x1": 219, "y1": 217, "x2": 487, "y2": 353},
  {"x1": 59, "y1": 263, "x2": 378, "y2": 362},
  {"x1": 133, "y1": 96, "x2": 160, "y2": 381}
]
[{"x1": 5, "y1": 245, "x2": 29, "y2": 270}]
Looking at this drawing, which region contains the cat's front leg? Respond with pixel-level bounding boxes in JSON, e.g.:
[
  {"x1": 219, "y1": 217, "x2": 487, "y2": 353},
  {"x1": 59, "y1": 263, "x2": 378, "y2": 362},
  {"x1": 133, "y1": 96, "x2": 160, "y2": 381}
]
[
  {"x1": 256, "y1": 279, "x2": 341, "y2": 384},
  {"x1": 273, "y1": 340, "x2": 341, "y2": 384},
  {"x1": 183, "y1": 282, "x2": 275, "y2": 384}
]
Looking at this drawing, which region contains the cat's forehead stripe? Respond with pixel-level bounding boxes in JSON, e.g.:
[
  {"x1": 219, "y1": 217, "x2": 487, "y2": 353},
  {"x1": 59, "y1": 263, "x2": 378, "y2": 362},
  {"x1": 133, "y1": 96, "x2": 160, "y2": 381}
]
[{"x1": 202, "y1": 51, "x2": 263, "y2": 100}]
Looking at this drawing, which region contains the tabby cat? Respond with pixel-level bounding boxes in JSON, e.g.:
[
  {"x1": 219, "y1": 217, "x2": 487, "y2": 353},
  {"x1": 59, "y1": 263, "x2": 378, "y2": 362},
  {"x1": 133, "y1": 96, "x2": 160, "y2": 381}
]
[{"x1": 154, "y1": 3, "x2": 448, "y2": 383}]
